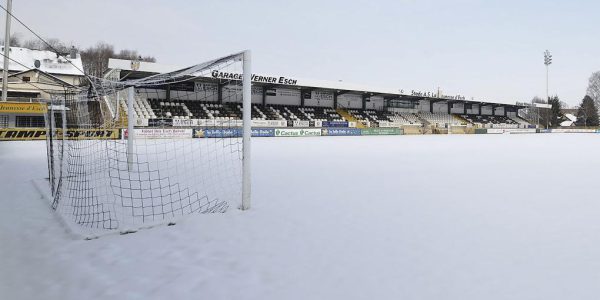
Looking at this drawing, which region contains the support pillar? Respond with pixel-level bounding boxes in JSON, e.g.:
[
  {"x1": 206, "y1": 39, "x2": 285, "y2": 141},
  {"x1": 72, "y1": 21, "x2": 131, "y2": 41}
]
[
  {"x1": 333, "y1": 92, "x2": 338, "y2": 109},
  {"x1": 362, "y1": 94, "x2": 367, "y2": 110},
  {"x1": 261, "y1": 86, "x2": 266, "y2": 106},
  {"x1": 217, "y1": 83, "x2": 223, "y2": 104}
]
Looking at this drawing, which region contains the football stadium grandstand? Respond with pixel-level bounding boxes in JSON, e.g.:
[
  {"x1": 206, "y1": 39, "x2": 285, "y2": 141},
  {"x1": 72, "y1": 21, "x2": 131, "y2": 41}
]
[{"x1": 99, "y1": 58, "x2": 532, "y2": 133}]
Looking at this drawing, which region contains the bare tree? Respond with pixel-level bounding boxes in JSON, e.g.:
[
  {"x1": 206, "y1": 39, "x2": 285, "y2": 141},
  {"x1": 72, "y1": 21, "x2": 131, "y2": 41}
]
[
  {"x1": 587, "y1": 71, "x2": 600, "y2": 113},
  {"x1": 80, "y1": 42, "x2": 156, "y2": 77},
  {"x1": 0, "y1": 33, "x2": 22, "y2": 47},
  {"x1": 80, "y1": 42, "x2": 115, "y2": 78},
  {"x1": 21, "y1": 39, "x2": 45, "y2": 50}
]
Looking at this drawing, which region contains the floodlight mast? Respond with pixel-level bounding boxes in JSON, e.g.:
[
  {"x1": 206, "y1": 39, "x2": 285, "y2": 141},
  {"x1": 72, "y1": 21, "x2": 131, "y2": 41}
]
[
  {"x1": 543, "y1": 50, "x2": 552, "y2": 128},
  {"x1": 544, "y1": 50, "x2": 552, "y2": 102}
]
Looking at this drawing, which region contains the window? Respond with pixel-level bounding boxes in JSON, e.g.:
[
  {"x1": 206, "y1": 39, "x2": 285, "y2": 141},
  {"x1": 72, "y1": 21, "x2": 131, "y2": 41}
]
[
  {"x1": 15, "y1": 116, "x2": 45, "y2": 128},
  {"x1": 0, "y1": 115, "x2": 8, "y2": 128},
  {"x1": 22, "y1": 76, "x2": 31, "y2": 82}
]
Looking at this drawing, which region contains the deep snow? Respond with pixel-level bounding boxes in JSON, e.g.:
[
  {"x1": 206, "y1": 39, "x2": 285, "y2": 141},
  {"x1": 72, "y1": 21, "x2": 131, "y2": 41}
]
[{"x1": 1, "y1": 134, "x2": 600, "y2": 300}]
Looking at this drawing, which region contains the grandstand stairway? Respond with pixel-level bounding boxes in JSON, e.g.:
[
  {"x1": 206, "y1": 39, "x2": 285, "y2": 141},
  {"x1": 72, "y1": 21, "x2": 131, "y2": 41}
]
[
  {"x1": 453, "y1": 114, "x2": 469, "y2": 125},
  {"x1": 336, "y1": 108, "x2": 365, "y2": 128}
]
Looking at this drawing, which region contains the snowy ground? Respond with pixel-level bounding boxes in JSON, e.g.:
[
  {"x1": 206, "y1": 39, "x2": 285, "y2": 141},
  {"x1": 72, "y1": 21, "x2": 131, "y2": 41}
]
[{"x1": 1, "y1": 134, "x2": 600, "y2": 300}]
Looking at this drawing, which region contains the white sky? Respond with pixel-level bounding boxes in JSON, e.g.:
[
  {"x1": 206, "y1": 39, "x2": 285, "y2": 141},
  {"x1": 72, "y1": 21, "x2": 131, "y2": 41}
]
[{"x1": 5, "y1": 0, "x2": 600, "y2": 106}]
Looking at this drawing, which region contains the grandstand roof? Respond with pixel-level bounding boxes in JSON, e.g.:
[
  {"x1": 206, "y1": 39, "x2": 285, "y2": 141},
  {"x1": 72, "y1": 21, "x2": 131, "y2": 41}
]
[
  {"x1": 0, "y1": 47, "x2": 84, "y2": 76},
  {"x1": 107, "y1": 58, "x2": 525, "y2": 109}
]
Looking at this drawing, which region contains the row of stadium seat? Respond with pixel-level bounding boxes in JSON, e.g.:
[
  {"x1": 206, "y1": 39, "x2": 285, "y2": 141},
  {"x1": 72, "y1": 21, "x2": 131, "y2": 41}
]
[
  {"x1": 144, "y1": 99, "x2": 346, "y2": 122},
  {"x1": 132, "y1": 98, "x2": 531, "y2": 127},
  {"x1": 461, "y1": 114, "x2": 522, "y2": 128}
]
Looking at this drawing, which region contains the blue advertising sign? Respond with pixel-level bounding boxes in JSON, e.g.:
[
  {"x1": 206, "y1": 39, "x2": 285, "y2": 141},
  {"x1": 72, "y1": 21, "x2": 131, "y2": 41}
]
[
  {"x1": 194, "y1": 128, "x2": 242, "y2": 138},
  {"x1": 321, "y1": 121, "x2": 349, "y2": 127},
  {"x1": 252, "y1": 128, "x2": 275, "y2": 137},
  {"x1": 321, "y1": 128, "x2": 362, "y2": 136},
  {"x1": 194, "y1": 128, "x2": 275, "y2": 138}
]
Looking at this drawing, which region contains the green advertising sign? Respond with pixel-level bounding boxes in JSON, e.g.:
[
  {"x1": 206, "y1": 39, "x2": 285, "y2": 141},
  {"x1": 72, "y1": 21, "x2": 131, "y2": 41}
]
[{"x1": 360, "y1": 128, "x2": 402, "y2": 135}]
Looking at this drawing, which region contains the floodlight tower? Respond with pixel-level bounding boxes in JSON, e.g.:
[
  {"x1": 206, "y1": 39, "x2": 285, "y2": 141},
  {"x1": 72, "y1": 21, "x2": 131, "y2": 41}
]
[{"x1": 544, "y1": 50, "x2": 552, "y2": 101}]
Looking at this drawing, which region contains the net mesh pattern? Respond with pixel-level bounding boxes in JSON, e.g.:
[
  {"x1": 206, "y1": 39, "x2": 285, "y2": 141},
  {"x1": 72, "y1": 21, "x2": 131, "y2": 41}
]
[{"x1": 45, "y1": 52, "x2": 246, "y2": 235}]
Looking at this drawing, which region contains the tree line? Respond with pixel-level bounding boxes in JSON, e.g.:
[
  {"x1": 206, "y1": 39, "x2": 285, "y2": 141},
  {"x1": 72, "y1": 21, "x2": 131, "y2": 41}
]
[
  {"x1": 1, "y1": 33, "x2": 156, "y2": 78},
  {"x1": 520, "y1": 71, "x2": 600, "y2": 128}
]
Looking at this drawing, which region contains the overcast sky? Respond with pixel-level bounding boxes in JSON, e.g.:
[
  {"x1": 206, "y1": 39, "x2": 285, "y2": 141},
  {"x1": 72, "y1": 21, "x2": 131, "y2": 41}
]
[{"x1": 6, "y1": 0, "x2": 600, "y2": 106}]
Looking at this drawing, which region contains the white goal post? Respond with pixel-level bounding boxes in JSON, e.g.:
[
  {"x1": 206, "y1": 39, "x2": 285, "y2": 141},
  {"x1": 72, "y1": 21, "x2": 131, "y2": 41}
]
[{"x1": 44, "y1": 50, "x2": 252, "y2": 237}]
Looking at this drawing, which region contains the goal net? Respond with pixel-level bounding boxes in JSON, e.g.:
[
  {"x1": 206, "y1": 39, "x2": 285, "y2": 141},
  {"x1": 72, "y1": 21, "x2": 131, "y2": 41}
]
[{"x1": 44, "y1": 51, "x2": 252, "y2": 237}]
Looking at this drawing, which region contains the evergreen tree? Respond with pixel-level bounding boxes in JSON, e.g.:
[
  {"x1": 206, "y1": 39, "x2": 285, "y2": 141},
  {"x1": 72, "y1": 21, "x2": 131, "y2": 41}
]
[
  {"x1": 548, "y1": 96, "x2": 563, "y2": 127},
  {"x1": 576, "y1": 95, "x2": 599, "y2": 127}
]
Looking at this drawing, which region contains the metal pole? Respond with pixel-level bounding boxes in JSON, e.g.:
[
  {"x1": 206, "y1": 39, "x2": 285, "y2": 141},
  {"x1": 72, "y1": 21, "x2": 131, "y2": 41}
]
[
  {"x1": 546, "y1": 65, "x2": 549, "y2": 102},
  {"x1": 241, "y1": 50, "x2": 252, "y2": 210},
  {"x1": 49, "y1": 102, "x2": 55, "y2": 195},
  {"x1": 127, "y1": 87, "x2": 135, "y2": 171},
  {"x1": 2, "y1": 0, "x2": 12, "y2": 102}
]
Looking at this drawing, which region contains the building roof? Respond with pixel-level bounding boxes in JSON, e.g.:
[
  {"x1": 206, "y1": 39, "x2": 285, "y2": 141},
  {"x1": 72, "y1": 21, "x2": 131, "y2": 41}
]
[
  {"x1": 8, "y1": 68, "x2": 77, "y2": 88},
  {"x1": 0, "y1": 47, "x2": 84, "y2": 76},
  {"x1": 107, "y1": 58, "x2": 525, "y2": 108}
]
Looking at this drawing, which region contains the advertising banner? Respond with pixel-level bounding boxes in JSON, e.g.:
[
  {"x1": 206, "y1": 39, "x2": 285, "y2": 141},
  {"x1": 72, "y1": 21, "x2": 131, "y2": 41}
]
[
  {"x1": 252, "y1": 128, "x2": 275, "y2": 137},
  {"x1": 551, "y1": 128, "x2": 597, "y2": 133},
  {"x1": 251, "y1": 120, "x2": 287, "y2": 127},
  {"x1": 486, "y1": 128, "x2": 505, "y2": 134},
  {"x1": 193, "y1": 128, "x2": 275, "y2": 138},
  {"x1": 135, "y1": 118, "x2": 149, "y2": 127},
  {"x1": 508, "y1": 129, "x2": 537, "y2": 134},
  {"x1": 321, "y1": 121, "x2": 349, "y2": 127},
  {"x1": 130, "y1": 128, "x2": 193, "y2": 139},
  {"x1": 321, "y1": 128, "x2": 361, "y2": 136},
  {"x1": 0, "y1": 102, "x2": 47, "y2": 114},
  {"x1": 194, "y1": 128, "x2": 241, "y2": 138},
  {"x1": 0, "y1": 128, "x2": 47, "y2": 140},
  {"x1": 274, "y1": 128, "x2": 321, "y2": 137},
  {"x1": 292, "y1": 120, "x2": 310, "y2": 127},
  {"x1": 1, "y1": 128, "x2": 119, "y2": 141},
  {"x1": 360, "y1": 128, "x2": 402, "y2": 135},
  {"x1": 172, "y1": 118, "x2": 195, "y2": 127},
  {"x1": 148, "y1": 119, "x2": 173, "y2": 127}
]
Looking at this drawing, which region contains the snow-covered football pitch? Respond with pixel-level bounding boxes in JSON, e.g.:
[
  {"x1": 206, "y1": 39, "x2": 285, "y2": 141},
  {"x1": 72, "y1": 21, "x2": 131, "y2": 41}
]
[{"x1": 1, "y1": 134, "x2": 599, "y2": 300}]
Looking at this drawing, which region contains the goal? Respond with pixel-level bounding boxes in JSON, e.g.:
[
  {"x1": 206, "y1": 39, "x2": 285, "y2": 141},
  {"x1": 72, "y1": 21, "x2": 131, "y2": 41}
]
[{"x1": 44, "y1": 51, "x2": 252, "y2": 237}]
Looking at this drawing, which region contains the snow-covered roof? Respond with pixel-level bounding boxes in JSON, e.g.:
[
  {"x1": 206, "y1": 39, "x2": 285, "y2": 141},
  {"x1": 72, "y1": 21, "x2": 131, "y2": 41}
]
[
  {"x1": 0, "y1": 47, "x2": 84, "y2": 76},
  {"x1": 109, "y1": 58, "x2": 178, "y2": 74},
  {"x1": 564, "y1": 113, "x2": 577, "y2": 122},
  {"x1": 107, "y1": 58, "x2": 521, "y2": 107}
]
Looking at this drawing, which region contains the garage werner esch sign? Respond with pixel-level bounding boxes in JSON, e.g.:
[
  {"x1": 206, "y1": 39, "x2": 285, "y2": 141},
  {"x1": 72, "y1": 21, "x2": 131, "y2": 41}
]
[
  {"x1": 0, "y1": 102, "x2": 47, "y2": 114},
  {"x1": 211, "y1": 70, "x2": 298, "y2": 85}
]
